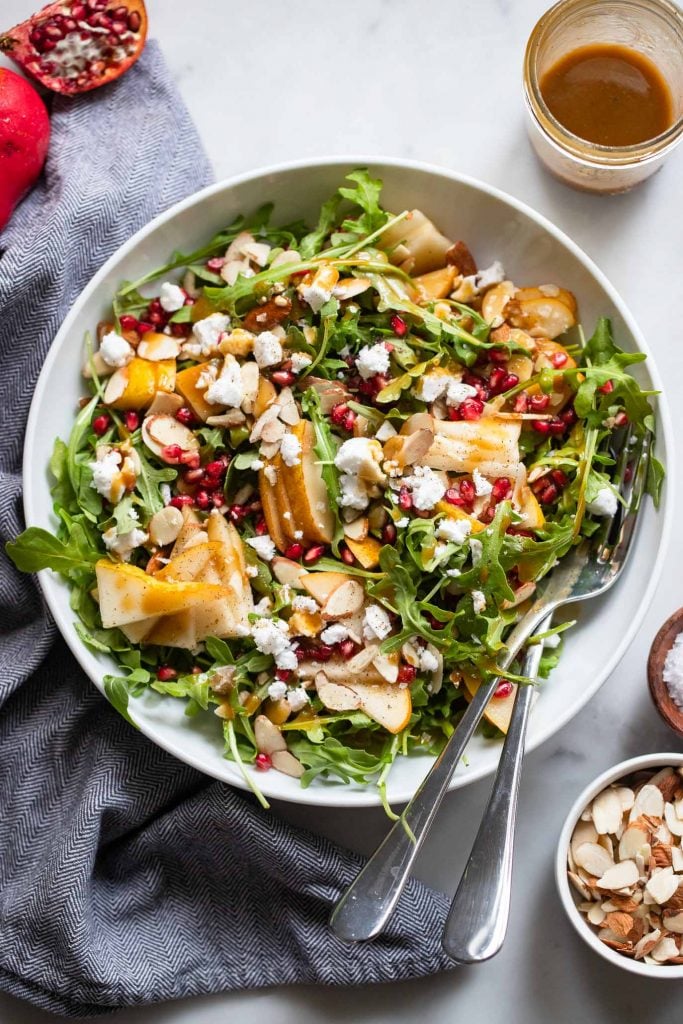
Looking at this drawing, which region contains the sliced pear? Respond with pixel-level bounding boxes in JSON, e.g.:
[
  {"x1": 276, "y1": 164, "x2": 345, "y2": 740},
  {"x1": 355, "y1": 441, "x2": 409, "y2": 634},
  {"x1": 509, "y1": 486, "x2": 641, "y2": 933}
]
[
  {"x1": 507, "y1": 296, "x2": 576, "y2": 339},
  {"x1": 298, "y1": 656, "x2": 384, "y2": 686},
  {"x1": 278, "y1": 420, "x2": 334, "y2": 544},
  {"x1": 289, "y1": 610, "x2": 323, "y2": 637},
  {"x1": 435, "y1": 501, "x2": 487, "y2": 534},
  {"x1": 515, "y1": 285, "x2": 577, "y2": 316},
  {"x1": 426, "y1": 418, "x2": 521, "y2": 477},
  {"x1": 300, "y1": 571, "x2": 351, "y2": 605},
  {"x1": 175, "y1": 361, "x2": 220, "y2": 422},
  {"x1": 259, "y1": 466, "x2": 288, "y2": 553},
  {"x1": 462, "y1": 671, "x2": 516, "y2": 735},
  {"x1": 254, "y1": 375, "x2": 277, "y2": 418},
  {"x1": 205, "y1": 510, "x2": 248, "y2": 575},
  {"x1": 344, "y1": 535, "x2": 382, "y2": 569},
  {"x1": 301, "y1": 376, "x2": 351, "y2": 414},
  {"x1": 350, "y1": 680, "x2": 412, "y2": 733},
  {"x1": 171, "y1": 507, "x2": 202, "y2": 557},
  {"x1": 272, "y1": 454, "x2": 300, "y2": 542},
  {"x1": 155, "y1": 543, "x2": 217, "y2": 582},
  {"x1": 481, "y1": 281, "x2": 517, "y2": 323},
  {"x1": 145, "y1": 609, "x2": 197, "y2": 650},
  {"x1": 272, "y1": 556, "x2": 306, "y2": 587},
  {"x1": 381, "y1": 209, "x2": 453, "y2": 275},
  {"x1": 414, "y1": 265, "x2": 456, "y2": 300},
  {"x1": 104, "y1": 357, "x2": 176, "y2": 410},
  {"x1": 315, "y1": 672, "x2": 362, "y2": 711},
  {"x1": 96, "y1": 560, "x2": 228, "y2": 628},
  {"x1": 119, "y1": 616, "x2": 160, "y2": 643}
]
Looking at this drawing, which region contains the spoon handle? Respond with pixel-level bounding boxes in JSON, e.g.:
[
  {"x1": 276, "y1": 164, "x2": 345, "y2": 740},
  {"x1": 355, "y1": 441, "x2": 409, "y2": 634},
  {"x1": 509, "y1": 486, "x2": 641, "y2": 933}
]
[{"x1": 441, "y1": 618, "x2": 550, "y2": 962}]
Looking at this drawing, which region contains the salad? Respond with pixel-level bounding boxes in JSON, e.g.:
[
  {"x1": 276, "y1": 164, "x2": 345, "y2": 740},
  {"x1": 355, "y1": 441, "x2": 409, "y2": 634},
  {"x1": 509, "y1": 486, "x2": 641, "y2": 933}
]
[{"x1": 8, "y1": 170, "x2": 663, "y2": 810}]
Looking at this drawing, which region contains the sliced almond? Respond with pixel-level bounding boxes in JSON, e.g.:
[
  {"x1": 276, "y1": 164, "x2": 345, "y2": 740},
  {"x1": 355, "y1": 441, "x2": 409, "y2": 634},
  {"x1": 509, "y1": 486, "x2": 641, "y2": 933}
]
[
  {"x1": 574, "y1": 842, "x2": 614, "y2": 878},
  {"x1": 616, "y1": 786, "x2": 635, "y2": 813},
  {"x1": 148, "y1": 390, "x2": 184, "y2": 416},
  {"x1": 664, "y1": 802, "x2": 683, "y2": 837},
  {"x1": 270, "y1": 749, "x2": 305, "y2": 778},
  {"x1": 592, "y1": 788, "x2": 624, "y2": 836},
  {"x1": 671, "y1": 846, "x2": 683, "y2": 872},
  {"x1": 598, "y1": 860, "x2": 639, "y2": 890},
  {"x1": 604, "y1": 911, "x2": 634, "y2": 938},
  {"x1": 148, "y1": 506, "x2": 184, "y2": 547},
  {"x1": 663, "y1": 912, "x2": 683, "y2": 934},
  {"x1": 137, "y1": 334, "x2": 181, "y2": 361},
  {"x1": 254, "y1": 714, "x2": 287, "y2": 755},
  {"x1": 261, "y1": 418, "x2": 286, "y2": 444},
  {"x1": 633, "y1": 928, "x2": 661, "y2": 959},
  {"x1": 240, "y1": 361, "x2": 260, "y2": 414},
  {"x1": 321, "y1": 579, "x2": 365, "y2": 619},
  {"x1": 271, "y1": 556, "x2": 306, "y2": 588},
  {"x1": 315, "y1": 672, "x2": 361, "y2": 711},
  {"x1": 587, "y1": 904, "x2": 606, "y2": 926},
  {"x1": 571, "y1": 819, "x2": 599, "y2": 859},
  {"x1": 651, "y1": 936, "x2": 680, "y2": 963},
  {"x1": 344, "y1": 516, "x2": 369, "y2": 542},
  {"x1": 103, "y1": 368, "x2": 127, "y2": 405},
  {"x1": 619, "y1": 825, "x2": 649, "y2": 861},
  {"x1": 372, "y1": 650, "x2": 399, "y2": 683},
  {"x1": 568, "y1": 871, "x2": 592, "y2": 901},
  {"x1": 645, "y1": 868, "x2": 679, "y2": 905},
  {"x1": 142, "y1": 414, "x2": 200, "y2": 460},
  {"x1": 630, "y1": 784, "x2": 665, "y2": 822}
]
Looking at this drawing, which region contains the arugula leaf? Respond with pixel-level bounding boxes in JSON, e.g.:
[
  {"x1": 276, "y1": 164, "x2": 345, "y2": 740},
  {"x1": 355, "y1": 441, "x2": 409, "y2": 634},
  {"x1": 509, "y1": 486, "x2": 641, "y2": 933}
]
[
  {"x1": 103, "y1": 666, "x2": 150, "y2": 727},
  {"x1": 337, "y1": 169, "x2": 389, "y2": 237},
  {"x1": 288, "y1": 735, "x2": 385, "y2": 788},
  {"x1": 299, "y1": 194, "x2": 342, "y2": 259},
  {"x1": 583, "y1": 316, "x2": 617, "y2": 365},
  {"x1": 6, "y1": 527, "x2": 99, "y2": 577},
  {"x1": 134, "y1": 446, "x2": 177, "y2": 515},
  {"x1": 646, "y1": 454, "x2": 665, "y2": 507}
]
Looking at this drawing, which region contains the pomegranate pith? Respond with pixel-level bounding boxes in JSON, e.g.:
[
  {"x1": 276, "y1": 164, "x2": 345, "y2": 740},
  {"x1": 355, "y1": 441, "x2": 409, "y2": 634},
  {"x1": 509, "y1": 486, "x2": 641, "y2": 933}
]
[{"x1": 0, "y1": 1, "x2": 148, "y2": 96}]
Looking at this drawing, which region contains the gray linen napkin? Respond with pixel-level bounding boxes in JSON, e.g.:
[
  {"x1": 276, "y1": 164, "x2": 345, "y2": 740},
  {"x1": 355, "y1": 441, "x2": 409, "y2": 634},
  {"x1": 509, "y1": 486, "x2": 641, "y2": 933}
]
[{"x1": 0, "y1": 42, "x2": 452, "y2": 1017}]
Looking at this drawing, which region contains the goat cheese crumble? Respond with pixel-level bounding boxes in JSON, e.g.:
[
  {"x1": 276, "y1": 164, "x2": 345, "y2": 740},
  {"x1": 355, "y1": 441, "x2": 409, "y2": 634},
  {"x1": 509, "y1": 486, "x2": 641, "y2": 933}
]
[
  {"x1": 320, "y1": 623, "x2": 350, "y2": 645},
  {"x1": 246, "y1": 535, "x2": 277, "y2": 561},
  {"x1": 158, "y1": 281, "x2": 186, "y2": 312},
  {"x1": 292, "y1": 595, "x2": 318, "y2": 613},
  {"x1": 290, "y1": 352, "x2": 313, "y2": 374},
  {"x1": 99, "y1": 331, "x2": 134, "y2": 369},
  {"x1": 253, "y1": 331, "x2": 283, "y2": 368},
  {"x1": 286, "y1": 686, "x2": 310, "y2": 712},
  {"x1": 280, "y1": 432, "x2": 302, "y2": 467},
  {"x1": 363, "y1": 604, "x2": 392, "y2": 641},
  {"x1": 267, "y1": 680, "x2": 288, "y2": 701},
  {"x1": 190, "y1": 313, "x2": 231, "y2": 357},
  {"x1": 205, "y1": 356, "x2": 243, "y2": 407},
  {"x1": 472, "y1": 590, "x2": 487, "y2": 614},
  {"x1": 436, "y1": 518, "x2": 472, "y2": 544},
  {"x1": 419, "y1": 647, "x2": 439, "y2": 673},
  {"x1": 405, "y1": 466, "x2": 446, "y2": 510},
  {"x1": 587, "y1": 486, "x2": 618, "y2": 517},
  {"x1": 356, "y1": 342, "x2": 390, "y2": 380},
  {"x1": 102, "y1": 526, "x2": 148, "y2": 561}
]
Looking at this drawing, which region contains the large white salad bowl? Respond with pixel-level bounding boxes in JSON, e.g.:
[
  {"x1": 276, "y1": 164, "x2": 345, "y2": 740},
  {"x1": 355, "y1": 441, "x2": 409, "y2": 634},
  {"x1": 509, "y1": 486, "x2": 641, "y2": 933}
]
[{"x1": 23, "y1": 157, "x2": 673, "y2": 808}]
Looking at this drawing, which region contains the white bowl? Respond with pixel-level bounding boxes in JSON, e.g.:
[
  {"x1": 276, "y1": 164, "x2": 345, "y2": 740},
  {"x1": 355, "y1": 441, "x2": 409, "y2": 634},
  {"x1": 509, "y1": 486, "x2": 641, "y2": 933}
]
[
  {"x1": 23, "y1": 157, "x2": 674, "y2": 807},
  {"x1": 556, "y1": 754, "x2": 683, "y2": 978}
]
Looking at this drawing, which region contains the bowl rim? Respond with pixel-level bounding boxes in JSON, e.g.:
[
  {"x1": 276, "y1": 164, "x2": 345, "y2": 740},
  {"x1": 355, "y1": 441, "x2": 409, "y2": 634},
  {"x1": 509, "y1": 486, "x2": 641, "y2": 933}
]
[
  {"x1": 22, "y1": 155, "x2": 675, "y2": 807},
  {"x1": 555, "y1": 752, "x2": 683, "y2": 978}
]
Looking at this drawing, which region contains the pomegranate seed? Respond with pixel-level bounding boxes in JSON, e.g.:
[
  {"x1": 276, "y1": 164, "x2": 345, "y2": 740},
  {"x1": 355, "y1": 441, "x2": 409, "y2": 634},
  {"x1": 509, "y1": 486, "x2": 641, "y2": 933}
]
[
  {"x1": 539, "y1": 483, "x2": 559, "y2": 504},
  {"x1": 443, "y1": 488, "x2": 463, "y2": 507},
  {"x1": 212, "y1": 493, "x2": 225, "y2": 508},
  {"x1": 169, "y1": 495, "x2": 194, "y2": 509},
  {"x1": 398, "y1": 486, "x2": 413, "y2": 511},
  {"x1": 183, "y1": 467, "x2": 204, "y2": 484},
  {"x1": 162, "y1": 444, "x2": 183, "y2": 461},
  {"x1": 488, "y1": 367, "x2": 507, "y2": 394},
  {"x1": 228, "y1": 504, "x2": 248, "y2": 523},
  {"x1": 195, "y1": 490, "x2": 211, "y2": 510},
  {"x1": 156, "y1": 666, "x2": 177, "y2": 682},
  {"x1": 491, "y1": 477, "x2": 511, "y2": 502},
  {"x1": 489, "y1": 347, "x2": 509, "y2": 364},
  {"x1": 137, "y1": 321, "x2": 153, "y2": 334},
  {"x1": 148, "y1": 311, "x2": 164, "y2": 327},
  {"x1": 127, "y1": 10, "x2": 142, "y2": 32},
  {"x1": 303, "y1": 544, "x2": 326, "y2": 564},
  {"x1": 382, "y1": 523, "x2": 397, "y2": 544},
  {"x1": 272, "y1": 370, "x2": 296, "y2": 388},
  {"x1": 357, "y1": 378, "x2": 374, "y2": 396},
  {"x1": 532, "y1": 420, "x2": 550, "y2": 434},
  {"x1": 447, "y1": 406, "x2": 462, "y2": 421},
  {"x1": 463, "y1": 373, "x2": 490, "y2": 401},
  {"x1": 255, "y1": 518, "x2": 268, "y2": 536},
  {"x1": 551, "y1": 351, "x2": 568, "y2": 368},
  {"x1": 92, "y1": 414, "x2": 110, "y2": 436},
  {"x1": 551, "y1": 469, "x2": 569, "y2": 487},
  {"x1": 371, "y1": 374, "x2": 390, "y2": 396},
  {"x1": 500, "y1": 373, "x2": 519, "y2": 392},
  {"x1": 313, "y1": 644, "x2": 334, "y2": 663},
  {"x1": 72, "y1": 3, "x2": 87, "y2": 19},
  {"x1": 614, "y1": 411, "x2": 629, "y2": 427},
  {"x1": 398, "y1": 664, "x2": 417, "y2": 684},
  {"x1": 390, "y1": 313, "x2": 408, "y2": 337},
  {"x1": 337, "y1": 638, "x2": 359, "y2": 660},
  {"x1": 111, "y1": 19, "x2": 127, "y2": 34},
  {"x1": 428, "y1": 614, "x2": 445, "y2": 630},
  {"x1": 342, "y1": 410, "x2": 357, "y2": 431},
  {"x1": 330, "y1": 403, "x2": 349, "y2": 426},
  {"x1": 124, "y1": 410, "x2": 139, "y2": 431},
  {"x1": 275, "y1": 669, "x2": 292, "y2": 682},
  {"x1": 284, "y1": 543, "x2": 304, "y2": 560},
  {"x1": 598, "y1": 380, "x2": 614, "y2": 394},
  {"x1": 340, "y1": 545, "x2": 356, "y2": 566},
  {"x1": 547, "y1": 419, "x2": 566, "y2": 436},
  {"x1": 459, "y1": 479, "x2": 475, "y2": 504},
  {"x1": 494, "y1": 681, "x2": 513, "y2": 699},
  {"x1": 180, "y1": 450, "x2": 201, "y2": 468},
  {"x1": 204, "y1": 459, "x2": 226, "y2": 480},
  {"x1": 206, "y1": 256, "x2": 225, "y2": 272},
  {"x1": 175, "y1": 407, "x2": 196, "y2": 426},
  {"x1": 255, "y1": 753, "x2": 272, "y2": 771},
  {"x1": 508, "y1": 527, "x2": 534, "y2": 538},
  {"x1": 119, "y1": 314, "x2": 138, "y2": 331},
  {"x1": 513, "y1": 393, "x2": 529, "y2": 413},
  {"x1": 459, "y1": 397, "x2": 485, "y2": 420},
  {"x1": 529, "y1": 393, "x2": 550, "y2": 412},
  {"x1": 480, "y1": 504, "x2": 496, "y2": 523},
  {"x1": 561, "y1": 407, "x2": 578, "y2": 427},
  {"x1": 171, "y1": 323, "x2": 190, "y2": 338}
]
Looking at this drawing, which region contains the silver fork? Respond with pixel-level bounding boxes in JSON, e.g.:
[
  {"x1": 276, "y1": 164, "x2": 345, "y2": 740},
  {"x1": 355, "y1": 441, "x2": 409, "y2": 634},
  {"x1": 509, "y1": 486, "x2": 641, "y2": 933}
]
[{"x1": 330, "y1": 428, "x2": 651, "y2": 944}]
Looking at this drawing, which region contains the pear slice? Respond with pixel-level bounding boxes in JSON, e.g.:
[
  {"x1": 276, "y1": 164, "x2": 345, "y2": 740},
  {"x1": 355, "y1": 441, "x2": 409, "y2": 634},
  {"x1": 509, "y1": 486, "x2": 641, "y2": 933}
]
[
  {"x1": 348, "y1": 680, "x2": 412, "y2": 734},
  {"x1": 272, "y1": 453, "x2": 300, "y2": 542},
  {"x1": 300, "y1": 571, "x2": 351, "y2": 605},
  {"x1": 96, "y1": 560, "x2": 228, "y2": 628},
  {"x1": 175, "y1": 361, "x2": 219, "y2": 422},
  {"x1": 344, "y1": 535, "x2": 382, "y2": 569},
  {"x1": 462, "y1": 672, "x2": 516, "y2": 735},
  {"x1": 259, "y1": 466, "x2": 288, "y2": 553},
  {"x1": 119, "y1": 616, "x2": 160, "y2": 644},
  {"x1": 171, "y1": 507, "x2": 202, "y2": 557},
  {"x1": 426, "y1": 417, "x2": 521, "y2": 477},
  {"x1": 156, "y1": 543, "x2": 217, "y2": 582},
  {"x1": 272, "y1": 556, "x2": 306, "y2": 587},
  {"x1": 278, "y1": 420, "x2": 334, "y2": 544},
  {"x1": 145, "y1": 609, "x2": 197, "y2": 650}
]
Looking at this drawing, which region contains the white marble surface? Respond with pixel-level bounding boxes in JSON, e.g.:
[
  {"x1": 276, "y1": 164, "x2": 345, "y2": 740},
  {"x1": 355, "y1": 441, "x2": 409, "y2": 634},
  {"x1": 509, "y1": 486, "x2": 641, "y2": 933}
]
[{"x1": 2, "y1": 0, "x2": 682, "y2": 1020}]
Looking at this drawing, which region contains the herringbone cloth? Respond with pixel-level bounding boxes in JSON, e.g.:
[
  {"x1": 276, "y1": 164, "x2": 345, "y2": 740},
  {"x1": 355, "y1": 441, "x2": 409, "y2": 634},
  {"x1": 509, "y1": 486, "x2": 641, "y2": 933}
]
[{"x1": 0, "y1": 43, "x2": 451, "y2": 1017}]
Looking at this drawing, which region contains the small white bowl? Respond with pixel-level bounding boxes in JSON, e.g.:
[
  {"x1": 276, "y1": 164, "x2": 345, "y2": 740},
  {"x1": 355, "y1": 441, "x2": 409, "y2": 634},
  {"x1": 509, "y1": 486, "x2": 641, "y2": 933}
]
[{"x1": 556, "y1": 753, "x2": 683, "y2": 978}]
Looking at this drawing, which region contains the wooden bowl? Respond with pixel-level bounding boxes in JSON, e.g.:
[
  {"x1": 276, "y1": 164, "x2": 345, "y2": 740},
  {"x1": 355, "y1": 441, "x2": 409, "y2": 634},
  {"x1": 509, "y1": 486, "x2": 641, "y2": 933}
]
[{"x1": 647, "y1": 608, "x2": 683, "y2": 738}]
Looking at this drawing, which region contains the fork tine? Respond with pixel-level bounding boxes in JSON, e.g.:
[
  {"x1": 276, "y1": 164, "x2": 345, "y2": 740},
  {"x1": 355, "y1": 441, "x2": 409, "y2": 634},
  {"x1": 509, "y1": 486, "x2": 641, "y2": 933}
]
[{"x1": 600, "y1": 429, "x2": 651, "y2": 565}]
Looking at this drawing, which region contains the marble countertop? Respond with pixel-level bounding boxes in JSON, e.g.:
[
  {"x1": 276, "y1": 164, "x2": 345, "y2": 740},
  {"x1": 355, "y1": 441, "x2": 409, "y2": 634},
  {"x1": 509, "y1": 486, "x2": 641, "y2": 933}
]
[{"x1": 1, "y1": 0, "x2": 682, "y2": 1020}]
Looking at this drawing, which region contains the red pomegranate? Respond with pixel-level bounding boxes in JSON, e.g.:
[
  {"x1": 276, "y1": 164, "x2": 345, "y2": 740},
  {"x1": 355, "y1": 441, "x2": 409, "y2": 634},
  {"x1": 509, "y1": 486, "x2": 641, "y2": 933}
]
[
  {"x1": 0, "y1": 68, "x2": 50, "y2": 231},
  {"x1": 0, "y1": 1, "x2": 148, "y2": 96}
]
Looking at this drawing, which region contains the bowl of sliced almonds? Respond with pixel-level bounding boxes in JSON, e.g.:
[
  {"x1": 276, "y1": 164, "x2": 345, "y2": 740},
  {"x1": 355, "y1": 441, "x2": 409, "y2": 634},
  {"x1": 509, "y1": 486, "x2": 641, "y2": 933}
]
[{"x1": 556, "y1": 754, "x2": 683, "y2": 977}]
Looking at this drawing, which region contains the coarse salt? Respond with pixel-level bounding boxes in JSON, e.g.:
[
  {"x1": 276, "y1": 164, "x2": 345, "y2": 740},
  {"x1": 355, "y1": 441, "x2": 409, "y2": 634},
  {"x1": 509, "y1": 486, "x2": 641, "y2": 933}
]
[{"x1": 663, "y1": 632, "x2": 683, "y2": 709}]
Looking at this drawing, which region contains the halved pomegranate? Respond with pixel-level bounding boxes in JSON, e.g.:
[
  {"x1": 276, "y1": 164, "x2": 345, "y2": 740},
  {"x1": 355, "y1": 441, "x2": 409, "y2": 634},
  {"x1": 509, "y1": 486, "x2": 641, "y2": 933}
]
[{"x1": 0, "y1": 1, "x2": 148, "y2": 96}]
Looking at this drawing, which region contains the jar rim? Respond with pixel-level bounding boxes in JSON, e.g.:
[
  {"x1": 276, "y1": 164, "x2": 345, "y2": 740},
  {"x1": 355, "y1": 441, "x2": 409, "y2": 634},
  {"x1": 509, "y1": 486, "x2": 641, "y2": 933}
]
[{"x1": 524, "y1": 0, "x2": 683, "y2": 166}]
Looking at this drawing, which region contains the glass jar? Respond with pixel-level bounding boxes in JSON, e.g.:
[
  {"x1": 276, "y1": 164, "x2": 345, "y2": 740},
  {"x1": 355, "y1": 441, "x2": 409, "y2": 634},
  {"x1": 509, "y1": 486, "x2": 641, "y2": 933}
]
[{"x1": 524, "y1": 0, "x2": 683, "y2": 193}]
